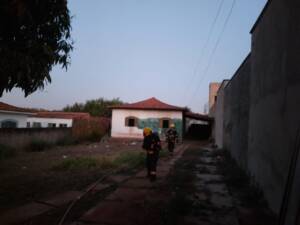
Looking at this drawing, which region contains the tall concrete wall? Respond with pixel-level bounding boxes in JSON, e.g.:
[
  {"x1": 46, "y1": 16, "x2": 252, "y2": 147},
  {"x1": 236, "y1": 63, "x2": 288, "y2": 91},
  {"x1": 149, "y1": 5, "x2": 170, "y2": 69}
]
[
  {"x1": 223, "y1": 55, "x2": 251, "y2": 169},
  {"x1": 220, "y1": 0, "x2": 300, "y2": 220},
  {"x1": 248, "y1": 0, "x2": 300, "y2": 214}
]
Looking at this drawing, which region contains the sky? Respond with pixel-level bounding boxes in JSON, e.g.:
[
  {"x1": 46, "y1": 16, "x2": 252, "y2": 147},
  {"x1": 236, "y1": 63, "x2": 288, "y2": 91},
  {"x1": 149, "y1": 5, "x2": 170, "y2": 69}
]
[{"x1": 1, "y1": 0, "x2": 267, "y2": 113}]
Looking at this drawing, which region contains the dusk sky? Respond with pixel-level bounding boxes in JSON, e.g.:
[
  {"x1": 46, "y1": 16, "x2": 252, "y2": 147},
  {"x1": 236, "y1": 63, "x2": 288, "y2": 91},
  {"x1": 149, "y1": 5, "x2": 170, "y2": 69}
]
[{"x1": 1, "y1": 0, "x2": 267, "y2": 113}]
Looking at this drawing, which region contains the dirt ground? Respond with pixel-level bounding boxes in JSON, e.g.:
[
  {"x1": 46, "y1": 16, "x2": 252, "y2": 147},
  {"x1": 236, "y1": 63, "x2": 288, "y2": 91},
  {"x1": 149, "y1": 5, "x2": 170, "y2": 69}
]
[{"x1": 0, "y1": 139, "x2": 145, "y2": 212}]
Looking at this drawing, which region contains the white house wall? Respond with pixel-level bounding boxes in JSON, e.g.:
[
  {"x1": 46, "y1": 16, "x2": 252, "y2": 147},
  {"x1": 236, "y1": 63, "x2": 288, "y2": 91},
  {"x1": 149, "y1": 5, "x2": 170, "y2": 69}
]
[
  {"x1": 27, "y1": 117, "x2": 73, "y2": 128},
  {"x1": 0, "y1": 112, "x2": 29, "y2": 128},
  {"x1": 111, "y1": 109, "x2": 183, "y2": 139}
]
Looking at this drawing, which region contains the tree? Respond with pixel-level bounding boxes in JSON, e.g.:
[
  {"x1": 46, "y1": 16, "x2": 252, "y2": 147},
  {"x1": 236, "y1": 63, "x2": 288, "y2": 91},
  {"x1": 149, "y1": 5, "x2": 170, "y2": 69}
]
[
  {"x1": 0, "y1": 0, "x2": 73, "y2": 97},
  {"x1": 63, "y1": 98, "x2": 124, "y2": 117}
]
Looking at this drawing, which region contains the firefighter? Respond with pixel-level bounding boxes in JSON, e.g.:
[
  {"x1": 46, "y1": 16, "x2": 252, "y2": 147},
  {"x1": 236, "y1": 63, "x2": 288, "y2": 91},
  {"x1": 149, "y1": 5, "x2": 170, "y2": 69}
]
[
  {"x1": 142, "y1": 127, "x2": 161, "y2": 182},
  {"x1": 166, "y1": 124, "x2": 178, "y2": 155}
]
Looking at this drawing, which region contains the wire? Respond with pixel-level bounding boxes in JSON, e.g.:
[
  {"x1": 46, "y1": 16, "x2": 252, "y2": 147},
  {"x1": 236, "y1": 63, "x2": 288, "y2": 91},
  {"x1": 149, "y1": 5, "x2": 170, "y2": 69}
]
[
  {"x1": 188, "y1": 0, "x2": 236, "y2": 108},
  {"x1": 182, "y1": 0, "x2": 225, "y2": 102}
]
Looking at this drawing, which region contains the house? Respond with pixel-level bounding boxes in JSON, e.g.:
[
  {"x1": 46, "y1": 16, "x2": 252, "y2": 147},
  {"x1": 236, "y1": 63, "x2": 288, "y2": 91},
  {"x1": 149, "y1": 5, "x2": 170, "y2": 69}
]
[
  {"x1": 0, "y1": 102, "x2": 35, "y2": 128},
  {"x1": 110, "y1": 97, "x2": 185, "y2": 139},
  {"x1": 27, "y1": 111, "x2": 90, "y2": 128},
  {"x1": 0, "y1": 101, "x2": 90, "y2": 128}
]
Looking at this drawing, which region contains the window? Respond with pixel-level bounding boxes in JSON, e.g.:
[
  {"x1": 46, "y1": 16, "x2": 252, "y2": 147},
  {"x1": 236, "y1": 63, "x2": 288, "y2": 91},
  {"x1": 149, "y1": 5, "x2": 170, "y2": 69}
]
[
  {"x1": 48, "y1": 123, "x2": 56, "y2": 128},
  {"x1": 162, "y1": 120, "x2": 170, "y2": 129},
  {"x1": 59, "y1": 124, "x2": 67, "y2": 128},
  {"x1": 32, "y1": 122, "x2": 41, "y2": 128},
  {"x1": 26, "y1": 122, "x2": 30, "y2": 128},
  {"x1": 1, "y1": 120, "x2": 17, "y2": 128},
  {"x1": 125, "y1": 117, "x2": 137, "y2": 127},
  {"x1": 128, "y1": 118, "x2": 135, "y2": 127},
  {"x1": 214, "y1": 95, "x2": 217, "y2": 102}
]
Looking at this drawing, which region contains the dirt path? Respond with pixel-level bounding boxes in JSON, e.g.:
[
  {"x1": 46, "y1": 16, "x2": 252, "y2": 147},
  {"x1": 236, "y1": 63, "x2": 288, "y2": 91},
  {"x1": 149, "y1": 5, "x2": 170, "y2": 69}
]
[{"x1": 1, "y1": 142, "x2": 275, "y2": 225}]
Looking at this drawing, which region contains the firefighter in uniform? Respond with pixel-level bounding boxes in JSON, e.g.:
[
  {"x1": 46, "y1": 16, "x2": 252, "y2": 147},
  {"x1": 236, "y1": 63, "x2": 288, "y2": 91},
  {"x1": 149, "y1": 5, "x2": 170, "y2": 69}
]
[
  {"x1": 166, "y1": 124, "x2": 178, "y2": 155},
  {"x1": 142, "y1": 127, "x2": 161, "y2": 182}
]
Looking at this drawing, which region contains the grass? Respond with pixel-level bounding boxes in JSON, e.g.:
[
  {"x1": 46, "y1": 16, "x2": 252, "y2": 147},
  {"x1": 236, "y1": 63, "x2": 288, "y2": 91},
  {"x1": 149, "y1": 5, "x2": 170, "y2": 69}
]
[
  {"x1": 52, "y1": 151, "x2": 146, "y2": 171},
  {"x1": 0, "y1": 144, "x2": 16, "y2": 160}
]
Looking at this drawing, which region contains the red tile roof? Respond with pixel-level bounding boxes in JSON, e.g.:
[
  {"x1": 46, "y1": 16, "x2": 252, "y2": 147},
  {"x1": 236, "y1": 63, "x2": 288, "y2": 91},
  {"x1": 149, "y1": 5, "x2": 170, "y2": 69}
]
[
  {"x1": 111, "y1": 97, "x2": 185, "y2": 111},
  {"x1": 33, "y1": 111, "x2": 90, "y2": 120},
  {"x1": 0, "y1": 102, "x2": 35, "y2": 114}
]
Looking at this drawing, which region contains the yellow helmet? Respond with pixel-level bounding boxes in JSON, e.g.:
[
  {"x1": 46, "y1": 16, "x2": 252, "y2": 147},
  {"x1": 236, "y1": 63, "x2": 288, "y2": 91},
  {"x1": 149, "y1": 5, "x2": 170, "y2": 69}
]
[{"x1": 143, "y1": 127, "x2": 152, "y2": 136}]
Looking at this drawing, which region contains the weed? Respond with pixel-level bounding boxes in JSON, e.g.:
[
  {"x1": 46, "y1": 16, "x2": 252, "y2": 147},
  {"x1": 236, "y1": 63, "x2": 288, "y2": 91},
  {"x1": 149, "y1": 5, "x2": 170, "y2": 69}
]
[{"x1": 0, "y1": 144, "x2": 16, "y2": 160}]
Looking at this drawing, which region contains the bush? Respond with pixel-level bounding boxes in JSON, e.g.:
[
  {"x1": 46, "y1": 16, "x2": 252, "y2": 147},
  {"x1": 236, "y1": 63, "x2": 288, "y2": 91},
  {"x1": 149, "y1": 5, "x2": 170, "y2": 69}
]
[
  {"x1": 85, "y1": 130, "x2": 103, "y2": 142},
  {"x1": 26, "y1": 139, "x2": 53, "y2": 152},
  {"x1": 0, "y1": 144, "x2": 16, "y2": 160}
]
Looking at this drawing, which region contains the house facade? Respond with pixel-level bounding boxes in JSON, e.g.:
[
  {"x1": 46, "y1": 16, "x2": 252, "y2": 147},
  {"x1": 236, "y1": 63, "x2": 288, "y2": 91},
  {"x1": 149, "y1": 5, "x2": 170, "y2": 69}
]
[
  {"x1": 110, "y1": 97, "x2": 184, "y2": 139},
  {"x1": 28, "y1": 112, "x2": 90, "y2": 128},
  {"x1": 0, "y1": 101, "x2": 90, "y2": 128},
  {"x1": 0, "y1": 102, "x2": 35, "y2": 128}
]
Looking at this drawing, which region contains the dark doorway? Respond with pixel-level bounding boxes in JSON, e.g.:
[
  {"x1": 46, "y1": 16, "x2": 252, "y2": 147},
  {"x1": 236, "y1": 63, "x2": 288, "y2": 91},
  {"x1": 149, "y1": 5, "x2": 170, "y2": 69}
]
[{"x1": 185, "y1": 124, "x2": 211, "y2": 140}]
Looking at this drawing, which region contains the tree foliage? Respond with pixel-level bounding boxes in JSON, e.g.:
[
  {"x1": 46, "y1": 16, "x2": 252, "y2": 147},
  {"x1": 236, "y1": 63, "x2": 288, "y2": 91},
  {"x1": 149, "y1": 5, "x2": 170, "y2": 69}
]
[
  {"x1": 63, "y1": 98, "x2": 124, "y2": 117},
  {"x1": 0, "y1": 0, "x2": 73, "y2": 97}
]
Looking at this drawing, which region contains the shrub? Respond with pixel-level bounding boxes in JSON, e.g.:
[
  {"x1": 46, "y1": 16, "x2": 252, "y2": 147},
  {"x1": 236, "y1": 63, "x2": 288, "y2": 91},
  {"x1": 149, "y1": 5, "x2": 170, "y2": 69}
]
[
  {"x1": 26, "y1": 139, "x2": 53, "y2": 152},
  {"x1": 0, "y1": 144, "x2": 16, "y2": 160}
]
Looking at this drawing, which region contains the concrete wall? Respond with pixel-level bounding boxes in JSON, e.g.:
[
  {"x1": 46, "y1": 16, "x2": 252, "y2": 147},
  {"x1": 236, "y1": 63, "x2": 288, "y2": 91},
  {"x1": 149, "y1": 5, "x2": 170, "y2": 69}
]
[
  {"x1": 0, "y1": 128, "x2": 71, "y2": 149},
  {"x1": 111, "y1": 109, "x2": 183, "y2": 139},
  {"x1": 223, "y1": 55, "x2": 251, "y2": 169},
  {"x1": 248, "y1": 0, "x2": 300, "y2": 214},
  {"x1": 27, "y1": 117, "x2": 73, "y2": 128},
  {"x1": 0, "y1": 112, "x2": 30, "y2": 128},
  {"x1": 220, "y1": 0, "x2": 300, "y2": 219},
  {"x1": 214, "y1": 80, "x2": 229, "y2": 148}
]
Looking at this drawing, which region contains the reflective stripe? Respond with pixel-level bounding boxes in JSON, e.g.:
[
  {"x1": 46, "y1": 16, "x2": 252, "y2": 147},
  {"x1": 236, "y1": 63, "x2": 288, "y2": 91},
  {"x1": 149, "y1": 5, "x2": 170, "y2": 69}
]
[
  {"x1": 148, "y1": 151, "x2": 154, "y2": 154},
  {"x1": 150, "y1": 171, "x2": 156, "y2": 175}
]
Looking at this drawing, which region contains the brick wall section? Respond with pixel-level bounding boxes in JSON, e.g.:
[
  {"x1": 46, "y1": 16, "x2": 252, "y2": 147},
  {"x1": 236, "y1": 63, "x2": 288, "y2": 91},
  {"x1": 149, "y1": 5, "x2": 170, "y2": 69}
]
[{"x1": 209, "y1": 82, "x2": 221, "y2": 115}]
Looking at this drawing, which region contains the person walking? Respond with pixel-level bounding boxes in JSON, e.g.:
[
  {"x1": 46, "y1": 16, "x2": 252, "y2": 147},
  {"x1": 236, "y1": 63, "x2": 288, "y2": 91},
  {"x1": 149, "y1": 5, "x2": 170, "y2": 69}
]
[
  {"x1": 166, "y1": 124, "x2": 178, "y2": 155},
  {"x1": 142, "y1": 127, "x2": 161, "y2": 182}
]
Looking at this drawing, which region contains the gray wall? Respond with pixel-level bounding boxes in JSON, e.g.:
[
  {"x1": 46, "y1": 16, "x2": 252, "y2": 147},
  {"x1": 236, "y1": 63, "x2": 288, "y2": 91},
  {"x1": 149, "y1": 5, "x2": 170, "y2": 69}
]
[
  {"x1": 220, "y1": 0, "x2": 300, "y2": 220},
  {"x1": 0, "y1": 128, "x2": 71, "y2": 150},
  {"x1": 223, "y1": 55, "x2": 251, "y2": 169},
  {"x1": 214, "y1": 80, "x2": 229, "y2": 148},
  {"x1": 248, "y1": 0, "x2": 300, "y2": 214}
]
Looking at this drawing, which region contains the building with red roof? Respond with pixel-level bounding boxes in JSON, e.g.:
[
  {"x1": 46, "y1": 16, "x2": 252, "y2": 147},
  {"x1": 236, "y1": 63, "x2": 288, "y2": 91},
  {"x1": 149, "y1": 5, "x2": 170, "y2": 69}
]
[
  {"x1": 0, "y1": 102, "x2": 36, "y2": 128},
  {"x1": 110, "y1": 97, "x2": 185, "y2": 139},
  {"x1": 0, "y1": 101, "x2": 90, "y2": 128}
]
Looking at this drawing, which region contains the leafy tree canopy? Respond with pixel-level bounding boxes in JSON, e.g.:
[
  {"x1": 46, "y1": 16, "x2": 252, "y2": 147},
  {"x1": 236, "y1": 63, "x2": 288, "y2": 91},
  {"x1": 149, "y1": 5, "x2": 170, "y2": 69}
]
[
  {"x1": 63, "y1": 98, "x2": 124, "y2": 117},
  {"x1": 0, "y1": 0, "x2": 73, "y2": 97}
]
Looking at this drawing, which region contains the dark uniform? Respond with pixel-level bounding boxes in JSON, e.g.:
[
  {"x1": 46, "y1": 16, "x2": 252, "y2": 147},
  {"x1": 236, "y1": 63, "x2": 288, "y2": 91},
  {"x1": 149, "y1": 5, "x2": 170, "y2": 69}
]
[
  {"x1": 166, "y1": 127, "x2": 178, "y2": 154},
  {"x1": 142, "y1": 132, "x2": 161, "y2": 181}
]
